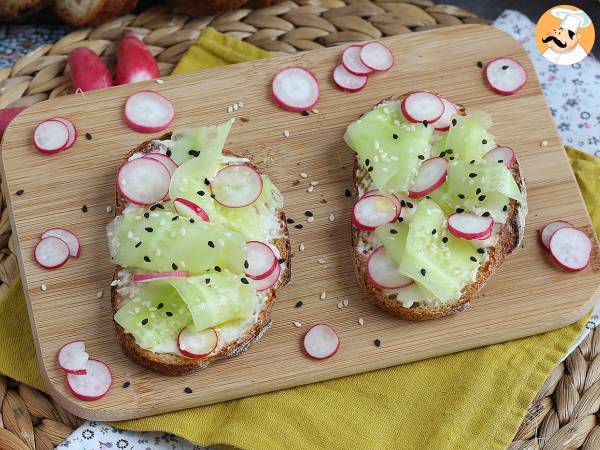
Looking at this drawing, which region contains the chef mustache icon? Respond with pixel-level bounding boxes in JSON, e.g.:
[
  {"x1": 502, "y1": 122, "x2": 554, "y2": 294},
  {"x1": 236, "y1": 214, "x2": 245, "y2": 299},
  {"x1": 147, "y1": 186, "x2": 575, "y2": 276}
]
[{"x1": 541, "y1": 35, "x2": 568, "y2": 48}]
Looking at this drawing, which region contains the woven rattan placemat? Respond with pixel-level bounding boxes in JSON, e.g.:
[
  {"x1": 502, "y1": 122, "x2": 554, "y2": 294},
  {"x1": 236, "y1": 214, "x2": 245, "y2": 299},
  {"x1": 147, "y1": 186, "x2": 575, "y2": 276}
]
[{"x1": 0, "y1": 3, "x2": 598, "y2": 449}]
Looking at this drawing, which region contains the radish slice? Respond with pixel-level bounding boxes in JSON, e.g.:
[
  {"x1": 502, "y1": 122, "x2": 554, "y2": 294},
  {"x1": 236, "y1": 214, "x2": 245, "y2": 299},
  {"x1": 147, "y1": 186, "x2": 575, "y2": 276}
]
[
  {"x1": 272, "y1": 67, "x2": 319, "y2": 112},
  {"x1": 133, "y1": 271, "x2": 189, "y2": 283},
  {"x1": 34, "y1": 236, "x2": 70, "y2": 269},
  {"x1": 173, "y1": 198, "x2": 210, "y2": 221},
  {"x1": 143, "y1": 153, "x2": 178, "y2": 176},
  {"x1": 352, "y1": 195, "x2": 399, "y2": 231},
  {"x1": 117, "y1": 157, "x2": 171, "y2": 206},
  {"x1": 66, "y1": 359, "x2": 112, "y2": 401},
  {"x1": 33, "y1": 119, "x2": 70, "y2": 154},
  {"x1": 51, "y1": 117, "x2": 77, "y2": 150},
  {"x1": 359, "y1": 42, "x2": 394, "y2": 72},
  {"x1": 540, "y1": 220, "x2": 574, "y2": 250},
  {"x1": 409, "y1": 157, "x2": 448, "y2": 199},
  {"x1": 303, "y1": 324, "x2": 339, "y2": 360},
  {"x1": 401, "y1": 92, "x2": 444, "y2": 124},
  {"x1": 332, "y1": 64, "x2": 368, "y2": 93},
  {"x1": 363, "y1": 189, "x2": 402, "y2": 213},
  {"x1": 484, "y1": 58, "x2": 527, "y2": 96},
  {"x1": 124, "y1": 90, "x2": 175, "y2": 133},
  {"x1": 253, "y1": 262, "x2": 281, "y2": 291},
  {"x1": 41, "y1": 228, "x2": 81, "y2": 258},
  {"x1": 57, "y1": 341, "x2": 89, "y2": 375},
  {"x1": 211, "y1": 164, "x2": 263, "y2": 208},
  {"x1": 484, "y1": 146, "x2": 516, "y2": 168},
  {"x1": 549, "y1": 227, "x2": 592, "y2": 272},
  {"x1": 177, "y1": 327, "x2": 219, "y2": 358},
  {"x1": 447, "y1": 213, "x2": 493, "y2": 240},
  {"x1": 367, "y1": 246, "x2": 413, "y2": 289},
  {"x1": 434, "y1": 98, "x2": 458, "y2": 131},
  {"x1": 245, "y1": 241, "x2": 277, "y2": 281},
  {"x1": 341, "y1": 45, "x2": 372, "y2": 76}
]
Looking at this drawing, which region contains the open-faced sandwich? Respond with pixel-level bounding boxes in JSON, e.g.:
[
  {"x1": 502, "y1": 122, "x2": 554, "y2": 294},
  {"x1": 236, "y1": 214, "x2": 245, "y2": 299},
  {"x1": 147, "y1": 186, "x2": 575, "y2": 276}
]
[
  {"x1": 345, "y1": 92, "x2": 527, "y2": 320},
  {"x1": 107, "y1": 120, "x2": 290, "y2": 375}
]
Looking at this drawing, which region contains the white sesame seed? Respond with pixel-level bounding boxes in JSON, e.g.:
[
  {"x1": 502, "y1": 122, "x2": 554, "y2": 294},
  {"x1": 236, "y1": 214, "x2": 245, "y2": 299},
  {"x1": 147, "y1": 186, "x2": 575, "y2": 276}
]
[
  {"x1": 343, "y1": 299, "x2": 349, "y2": 307},
  {"x1": 180, "y1": 228, "x2": 187, "y2": 236},
  {"x1": 127, "y1": 230, "x2": 133, "y2": 239},
  {"x1": 540, "y1": 140, "x2": 548, "y2": 147},
  {"x1": 97, "y1": 291, "x2": 103, "y2": 299},
  {"x1": 293, "y1": 321, "x2": 302, "y2": 328},
  {"x1": 227, "y1": 105, "x2": 234, "y2": 113},
  {"x1": 299, "y1": 242, "x2": 305, "y2": 252},
  {"x1": 318, "y1": 257, "x2": 327, "y2": 264},
  {"x1": 320, "y1": 291, "x2": 327, "y2": 300},
  {"x1": 299, "y1": 172, "x2": 308, "y2": 178},
  {"x1": 337, "y1": 301, "x2": 343, "y2": 309},
  {"x1": 106, "y1": 206, "x2": 113, "y2": 213},
  {"x1": 156, "y1": 249, "x2": 161, "y2": 256},
  {"x1": 329, "y1": 214, "x2": 335, "y2": 222},
  {"x1": 307, "y1": 186, "x2": 314, "y2": 193},
  {"x1": 358, "y1": 317, "x2": 364, "y2": 326},
  {"x1": 233, "y1": 103, "x2": 239, "y2": 111},
  {"x1": 311, "y1": 108, "x2": 319, "y2": 114},
  {"x1": 283, "y1": 130, "x2": 290, "y2": 138},
  {"x1": 238, "y1": 100, "x2": 244, "y2": 108},
  {"x1": 307, "y1": 216, "x2": 314, "y2": 223},
  {"x1": 40, "y1": 283, "x2": 47, "y2": 291},
  {"x1": 110, "y1": 280, "x2": 119, "y2": 286},
  {"x1": 155, "y1": 79, "x2": 164, "y2": 84},
  {"x1": 310, "y1": 181, "x2": 319, "y2": 186}
]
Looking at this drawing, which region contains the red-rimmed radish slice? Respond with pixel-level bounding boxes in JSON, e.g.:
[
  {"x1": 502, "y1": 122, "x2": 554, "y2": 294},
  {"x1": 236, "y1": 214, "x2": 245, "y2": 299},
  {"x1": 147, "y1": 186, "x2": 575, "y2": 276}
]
[
  {"x1": 173, "y1": 198, "x2": 210, "y2": 221},
  {"x1": 245, "y1": 241, "x2": 277, "y2": 281},
  {"x1": 143, "y1": 152, "x2": 178, "y2": 176},
  {"x1": 57, "y1": 340, "x2": 89, "y2": 375},
  {"x1": 401, "y1": 92, "x2": 444, "y2": 124},
  {"x1": 211, "y1": 164, "x2": 263, "y2": 208},
  {"x1": 303, "y1": 324, "x2": 339, "y2": 360},
  {"x1": 341, "y1": 45, "x2": 372, "y2": 76},
  {"x1": 549, "y1": 227, "x2": 592, "y2": 272},
  {"x1": 363, "y1": 189, "x2": 402, "y2": 212},
  {"x1": 51, "y1": 117, "x2": 77, "y2": 150},
  {"x1": 359, "y1": 42, "x2": 393, "y2": 72},
  {"x1": 409, "y1": 157, "x2": 448, "y2": 199},
  {"x1": 178, "y1": 327, "x2": 219, "y2": 358},
  {"x1": 352, "y1": 195, "x2": 399, "y2": 231},
  {"x1": 484, "y1": 146, "x2": 516, "y2": 168},
  {"x1": 133, "y1": 271, "x2": 189, "y2": 283},
  {"x1": 124, "y1": 90, "x2": 175, "y2": 133},
  {"x1": 332, "y1": 64, "x2": 368, "y2": 93},
  {"x1": 540, "y1": 220, "x2": 574, "y2": 250},
  {"x1": 484, "y1": 58, "x2": 527, "y2": 96},
  {"x1": 66, "y1": 359, "x2": 112, "y2": 401},
  {"x1": 434, "y1": 98, "x2": 458, "y2": 131},
  {"x1": 367, "y1": 246, "x2": 413, "y2": 289},
  {"x1": 34, "y1": 236, "x2": 70, "y2": 269},
  {"x1": 41, "y1": 228, "x2": 80, "y2": 258},
  {"x1": 33, "y1": 119, "x2": 70, "y2": 154},
  {"x1": 272, "y1": 66, "x2": 319, "y2": 112},
  {"x1": 117, "y1": 157, "x2": 170, "y2": 206},
  {"x1": 448, "y1": 213, "x2": 493, "y2": 240},
  {"x1": 253, "y1": 262, "x2": 281, "y2": 291}
]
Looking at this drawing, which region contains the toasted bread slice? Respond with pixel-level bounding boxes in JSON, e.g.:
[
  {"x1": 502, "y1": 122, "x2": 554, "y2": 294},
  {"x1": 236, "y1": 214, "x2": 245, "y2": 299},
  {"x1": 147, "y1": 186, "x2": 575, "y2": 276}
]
[
  {"x1": 111, "y1": 133, "x2": 291, "y2": 375},
  {"x1": 51, "y1": 0, "x2": 126, "y2": 26},
  {"x1": 0, "y1": 0, "x2": 47, "y2": 17},
  {"x1": 351, "y1": 98, "x2": 527, "y2": 320}
]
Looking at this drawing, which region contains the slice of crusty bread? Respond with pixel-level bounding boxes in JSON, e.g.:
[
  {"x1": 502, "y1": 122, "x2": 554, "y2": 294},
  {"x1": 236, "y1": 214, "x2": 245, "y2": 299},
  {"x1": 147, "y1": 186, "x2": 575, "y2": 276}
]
[
  {"x1": 351, "y1": 97, "x2": 527, "y2": 321},
  {"x1": 0, "y1": 0, "x2": 47, "y2": 17},
  {"x1": 51, "y1": 0, "x2": 126, "y2": 26},
  {"x1": 111, "y1": 133, "x2": 291, "y2": 375}
]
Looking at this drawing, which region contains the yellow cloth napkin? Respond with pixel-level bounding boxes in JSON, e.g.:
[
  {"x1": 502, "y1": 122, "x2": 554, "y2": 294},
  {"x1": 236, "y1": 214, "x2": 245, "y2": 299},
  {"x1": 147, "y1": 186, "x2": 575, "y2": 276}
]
[{"x1": 0, "y1": 28, "x2": 598, "y2": 450}]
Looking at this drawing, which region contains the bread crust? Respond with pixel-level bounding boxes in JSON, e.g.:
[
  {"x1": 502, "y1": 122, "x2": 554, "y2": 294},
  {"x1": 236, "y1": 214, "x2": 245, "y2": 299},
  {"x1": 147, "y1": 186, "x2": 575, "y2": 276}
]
[
  {"x1": 351, "y1": 98, "x2": 527, "y2": 320},
  {"x1": 111, "y1": 133, "x2": 291, "y2": 375},
  {"x1": 52, "y1": 0, "x2": 127, "y2": 26},
  {"x1": 0, "y1": 0, "x2": 47, "y2": 17}
]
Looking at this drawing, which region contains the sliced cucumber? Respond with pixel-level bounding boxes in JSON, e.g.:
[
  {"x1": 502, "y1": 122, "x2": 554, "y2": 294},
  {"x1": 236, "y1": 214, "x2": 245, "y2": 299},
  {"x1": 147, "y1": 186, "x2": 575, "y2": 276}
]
[
  {"x1": 445, "y1": 112, "x2": 495, "y2": 162},
  {"x1": 446, "y1": 160, "x2": 522, "y2": 202},
  {"x1": 169, "y1": 119, "x2": 233, "y2": 166}
]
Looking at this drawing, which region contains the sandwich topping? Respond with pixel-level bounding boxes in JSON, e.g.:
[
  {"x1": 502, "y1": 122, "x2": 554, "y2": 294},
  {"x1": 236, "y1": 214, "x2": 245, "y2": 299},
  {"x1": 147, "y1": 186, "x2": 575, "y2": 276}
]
[{"x1": 345, "y1": 92, "x2": 525, "y2": 307}]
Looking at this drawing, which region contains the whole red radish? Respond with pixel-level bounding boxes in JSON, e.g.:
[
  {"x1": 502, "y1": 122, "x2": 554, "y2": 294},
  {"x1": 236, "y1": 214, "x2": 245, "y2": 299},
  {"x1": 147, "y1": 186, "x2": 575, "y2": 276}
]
[
  {"x1": 68, "y1": 48, "x2": 113, "y2": 92},
  {"x1": 0, "y1": 106, "x2": 26, "y2": 139},
  {"x1": 115, "y1": 32, "x2": 159, "y2": 85}
]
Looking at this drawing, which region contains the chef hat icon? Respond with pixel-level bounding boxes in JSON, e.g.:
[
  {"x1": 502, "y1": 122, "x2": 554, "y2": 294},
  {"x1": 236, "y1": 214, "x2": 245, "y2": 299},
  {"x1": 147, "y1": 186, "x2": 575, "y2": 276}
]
[{"x1": 551, "y1": 7, "x2": 592, "y2": 33}]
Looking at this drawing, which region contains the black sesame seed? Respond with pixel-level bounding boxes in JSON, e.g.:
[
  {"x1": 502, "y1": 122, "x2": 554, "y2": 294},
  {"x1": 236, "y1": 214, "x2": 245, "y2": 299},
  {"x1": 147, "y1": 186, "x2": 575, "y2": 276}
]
[
  {"x1": 482, "y1": 212, "x2": 491, "y2": 217},
  {"x1": 446, "y1": 149, "x2": 453, "y2": 154},
  {"x1": 422, "y1": 120, "x2": 429, "y2": 127},
  {"x1": 188, "y1": 150, "x2": 200, "y2": 157},
  {"x1": 172, "y1": 262, "x2": 178, "y2": 270},
  {"x1": 374, "y1": 339, "x2": 381, "y2": 347},
  {"x1": 141, "y1": 318, "x2": 148, "y2": 325},
  {"x1": 478, "y1": 195, "x2": 487, "y2": 201},
  {"x1": 425, "y1": 196, "x2": 431, "y2": 200},
  {"x1": 451, "y1": 118, "x2": 457, "y2": 126},
  {"x1": 470, "y1": 256, "x2": 477, "y2": 262},
  {"x1": 420, "y1": 268, "x2": 426, "y2": 276},
  {"x1": 458, "y1": 194, "x2": 465, "y2": 199},
  {"x1": 368, "y1": 166, "x2": 374, "y2": 172},
  {"x1": 205, "y1": 278, "x2": 210, "y2": 284},
  {"x1": 305, "y1": 211, "x2": 313, "y2": 217},
  {"x1": 241, "y1": 277, "x2": 249, "y2": 284},
  {"x1": 122, "y1": 381, "x2": 130, "y2": 388},
  {"x1": 449, "y1": 156, "x2": 455, "y2": 160},
  {"x1": 392, "y1": 133, "x2": 398, "y2": 140},
  {"x1": 397, "y1": 217, "x2": 404, "y2": 222},
  {"x1": 244, "y1": 260, "x2": 249, "y2": 269},
  {"x1": 214, "y1": 265, "x2": 222, "y2": 272},
  {"x1": 189, "y1": 218, "x2": 195, "y2": 224},
  {"x1": 295, "y1": 301, "x2": 303, "y2": 308},
  {"x1": 156, "y1": 203, "x2": 164, "y2": 210},
  {"x1": 503, "y1": 205, "x2": 508, "y2": 212},
  {"x1": 442, "y1": 237, "x2": 449, "y2": 244},
  {"x1": 166, "y1": 311, "x2": 173, "y2": 317},
  {"x1": 439, "y1": 151, "x2": 446, "y2": 157},
  {"x1": 400, "y1": 200, "x2": 406, "y2": 207},
  {"x1": 145, "y1": 227, "x2": 153, "y2": 232},
  {"x1": 482, "y1": 139, "x2": 487, "y2": 144},
  {"x1": 390, "y1": 229, "x2": 398, "y2": 235},
  {"x1": 210, "y1": 194, "x2": 216, "y2": 199},
  {"x1": 204, "y1": 178, "x2": 210, "y2": 186},
  {"x1": 418, "y1": 154, "x2": 425, "y2": 160},
  {"x1": 476, "y1": 188, "x2": 482, "y2": 195},
  {"x1": 278, "y1": 258, "x2": 285, "y2": 264},
  {"x1": 345, "y1": 189, "x2": 352, "y2": 197},
  {"x1": 208, "y1": 241, "x2": 215, "y2": 248},
  {"x1": 469, "y1": 173, "x2": 477, "y2": 178},
  {"x1": 502, "y1": 65, "x2": 509, "y2": 70},
  {"x1": 477, "y1": 61, "x2": 483, "y2": 68},
  {"x1": 286, "y1": 218, "x2": 295, "y2": 224},
  {"x1": 470, "y1": 160, "x2": 476, "y2": 164},
  {"x1": 197, "y1": 190, "x2": 205, "y2": 196},
  {"x1": 85, "y1": 132, "x2": 93, "y2": 140},
  {"x1": 144, "y1": 256, "x2": 151, "y2": 262},
  {"x1": 456, "y1": 208, "x2": 464, "y2": 213},
  {"x1": 365, "y1": 158, "x2": 370, "y2": 166},
  {"x1": 295, "y1": 224, "x2": 303, "y2": 229},
  {"x1": 144, "y1": 212, "x2": 150, "y2": 218},
  {"x1": 477, "y1": 249, "x2": 485, "y2": 254},
  {"x1": 172, "y1": 215, "x2": 179, "y2": 221},
  {"x1": 406, "y1": 202, "x2": 414, "y2": 208},
  {"x1": 135, "y1": 242, "x2": 142, "y2": 248},
  {"x1": 157, "y1": 302, "x2": 164, "y2": 309},
  {"x1": 301, "y1": 110, "x2": 309, "y2": 116},
  {"x1": 432, "y1": 229, "x2": 437, "y2": 235},
  {"x1": 15, "y1": 189, "x2": 24, "y2": 196},
  {"x1": 166, "y1": 149, "x2": 172, "y2": 157},
  {"x1": 184, "y1": 387, "x2": 193, "y2": 394},
  {"x1": 498, "y1": 159, "x2": 504, "y2": 164},
  {"x1": 81, "y1": 205, "x2": 88, "y2": 213},
  {"x1": 149, "y1": 205, "x2": 157, "y2": 211}
]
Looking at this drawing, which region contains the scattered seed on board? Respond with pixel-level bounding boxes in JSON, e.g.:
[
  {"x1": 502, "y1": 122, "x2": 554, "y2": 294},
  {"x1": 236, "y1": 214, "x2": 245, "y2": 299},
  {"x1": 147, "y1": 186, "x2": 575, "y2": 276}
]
[
  {"x1": 320, "y1": 291, "x2": 327, "y2": 300},
  {"x1": 307, "y1": 216, "x2": 314, "y2": 223},
  {"x1": 318, "y1": 257, "x2": 327, "y2": 264},
  {"x1": 238, "y1": 101, "x2": 244, "y2": 108},
  {"x1": 299, "y1": 242, "x2": 305, "y2": 252},
  {"x1": 97, "y1": 291, "x2": 103, "y2": 299},
  {"x1": 329, "y1": 214, "x2": 335, "y2": 222},
  {"x1": 299, "y1": 172, "x2": 308, "y2": 178},
  {"x1": 40, "y1": 283, "x2": 47, "y2": 291},
  {"x1": 312, "y1": 108, "x2": 319, "y2": 114},
  {"x1": 343, "y1": 299, "x2": 349, "y2": 307},
  {"x1": 310, "y1": 181, "x2": 319, "y2": 186},
  {"x1": 293, "y1": 321, "x2": 302, "y2": 328},
  {"x1": 337, "y1": 301, "x2": 343, "y2": 309},
  {"x1": 106, "y1": 206, "x2": 113, "y2": 213},
  {"x1": 110, "y1": 280, "x2": 119, "y2": 286},
  {"x1": 540, "y1": 140, "x2": 548, "y2": 147},
  {"x1": 155, "y1": 79, "x2": 164, "y2": 84},
  {"x1": 358, "y1": 317, "x2": 365, "y2": 326},
  {"x1": 307, "y1": 186, "x2": 314, "y2": 193},
  {"x1": 233, "y1": 103, "x2": 239, "y2": 111},
  {"x1": 227, "y1": 105, "x2": 234, "y2": 113},
  {"x1": 283, "y1": 130, "x2": 290, "y2": 138}
]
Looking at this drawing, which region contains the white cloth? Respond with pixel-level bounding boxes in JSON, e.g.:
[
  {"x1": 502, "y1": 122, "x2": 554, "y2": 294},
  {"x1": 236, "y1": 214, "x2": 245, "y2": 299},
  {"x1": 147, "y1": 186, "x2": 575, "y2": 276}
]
[{"x1": 543, "y1": 44, "x2": 589, "y2": 65}]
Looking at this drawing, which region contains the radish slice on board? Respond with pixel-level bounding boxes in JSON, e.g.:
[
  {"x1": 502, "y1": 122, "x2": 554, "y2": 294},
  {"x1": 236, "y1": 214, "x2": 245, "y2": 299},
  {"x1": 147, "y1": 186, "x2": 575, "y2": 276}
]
[
  {"x1": 57, "y1": 341, "x2": 89, "y2": 375},
  {"x1": 359, "y1": 42, "x2": 394, "y2": 72},
  {"x1": 253, "y1": 262, "x2": 281, "y2": 291},
  {"x1": 33, "y1": 119, "x2": 70, "y2": 154},
  {"x1": 133, "y1": 271, "x2": 189, "y2": 283},
  {"x1": 34, "y1": 236, "x2": 70, "y2": 269},
  {"x1": 143, "y1": 153, "x2": 178, "y2": 176},
  {"x1": 117, "y1": 157, "x2": 171, "y2": 206},
  {"x1": 177, "y1": 327, "x2": 219, "y2": 358},
  {"x1": 332, "y1": 64, "x2": 368, "y2": 93},
  {"x1": 484, "y1": 58, "x2": 527, "y2": 96},
  {"x1": 41, "y1": 228, "x2": 81, "y2": 258},
  {"x1": 540, "y1": 220, "x2": 574, "y2": 250},
  {"x1": 409, "y1": 157, "x2": 448, "y2": 199},
  {"x1": 363, "y1": 189, "x2": 402, "y2": 213},
  {"x1": 303, "y1": 324, "x2": 339, "y2": 360},
  {"x1": 245, "y1": 241, "x2": 278, "y2": 281},
  {"x1": 549, "y1": 227, "x2": 592, "y2": 272},
  {"x1": 352, "y1": 195, "x2": 399, "y2": 231},
  {"x1": 66, "y1": 359, "x2": 112, "y2": 401},
  {"x1": 173, "y1": 198, "x2": 210, "y2": 221},
  {"x1": 447, "y1": 213, "x2": 493, "y2": 240},
  {"x1": 341, "y1": 45, "x2": 372, "y2": 76},
  {"x1": 211, "y1": 164, "x2": 263, "y2": 208},
  {"x1": 484, "y1": 146, "x2": 516, "y2": 168},
  {"x1": 367, "y1": 246, "x2": 414, "y2": 289},
  {"x1": 401, "y1": 92, "x2": 444, "y2": 124},
  {"x1": 434, "y1": 98, "x2": 458, "y2": 131},
  {"x1": 124, "y1": 90, "x2": 175, "y2": 133},
  {"x1": 272, "y1": 67, "x2": 319, "y2": 112},
  {"x1": 51, "y1": 117, "x2": 77, "y2": 150}
]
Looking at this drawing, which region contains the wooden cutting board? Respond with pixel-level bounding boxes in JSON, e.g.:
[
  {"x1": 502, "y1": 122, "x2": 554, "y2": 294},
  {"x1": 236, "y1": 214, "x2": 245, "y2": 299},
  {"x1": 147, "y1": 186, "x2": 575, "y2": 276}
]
[{"x1": 2, "y1": 24, "x2": 599, "y2": 421}]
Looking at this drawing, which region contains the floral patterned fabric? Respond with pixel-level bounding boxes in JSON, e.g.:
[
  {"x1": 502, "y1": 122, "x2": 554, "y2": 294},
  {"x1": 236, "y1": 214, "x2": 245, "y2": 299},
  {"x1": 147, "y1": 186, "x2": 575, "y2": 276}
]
[{"x1": 0, "y1": 25, "x2": 69, "y2": 67}]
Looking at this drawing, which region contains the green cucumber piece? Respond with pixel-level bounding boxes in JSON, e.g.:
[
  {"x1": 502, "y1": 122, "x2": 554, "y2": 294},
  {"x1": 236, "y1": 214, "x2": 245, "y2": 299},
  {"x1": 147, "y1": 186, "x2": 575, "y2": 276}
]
[
  {"x1": 445, "y1": 112, "x2": 495, "y2": 162},
  {"x1": 374, "y1": 221, "x2": 408, "y2": 266},
  {"x1": 169, "y1": 119, "x2": 233, "y2": 166},
  {"x1": 446, "y1": 160, "x2": 522, "y2": 202}
]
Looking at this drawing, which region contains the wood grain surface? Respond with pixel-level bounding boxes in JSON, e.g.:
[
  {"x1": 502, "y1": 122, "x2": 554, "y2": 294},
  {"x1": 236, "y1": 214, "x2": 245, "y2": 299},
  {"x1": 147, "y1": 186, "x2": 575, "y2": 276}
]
[{"x1": 1, "y1": 25, "x2": 599, "y2": 421}]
